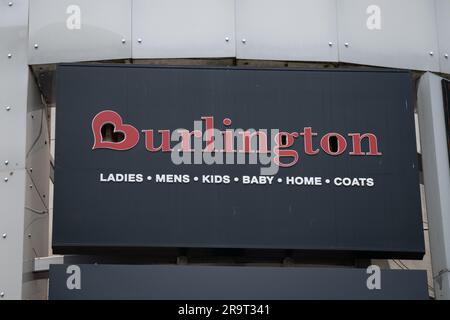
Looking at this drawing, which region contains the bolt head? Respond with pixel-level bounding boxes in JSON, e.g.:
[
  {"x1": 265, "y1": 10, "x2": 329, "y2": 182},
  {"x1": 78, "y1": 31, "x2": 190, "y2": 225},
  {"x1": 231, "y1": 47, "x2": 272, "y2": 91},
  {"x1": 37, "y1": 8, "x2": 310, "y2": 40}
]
[
  {"x1": 225, "y1": 37, "x2": 230, "y2": 42},
  {"x1": 34, "y1": 44, "x2": 38, "y2": 49},
  {"x1": 8, "y1": 2, "x2": 13, "y2": 6},
  {"x1": 2, "y1": 233, "x2": 6, "y2": 239},
  {"x1": 345, "y1": 43, "x2": 349, "y2": 47},
  {"x1": 137, "y1": 38, "x2": 142, "y2": 43},
  {"x1": 5, "y1": 106, "x2": 10, "y2": 111},
  {"x1": 121, "y1": 38, "x2": 126, "y2": 44},
  {"x1": 445, "y1": 54, "x2": 449, "y2": 59},
  {"x1": 241, "y1": 39, "x2": 246, "y2": 44},
  {"x1": 0, "y1": 292, "x2": 4, "y2": 298},
  {"x1": 7, "y1": 53, "x2": 12, "y2": 58},
  {"x1": 4, "y1": 161, "x2": 8, "y2": 165},
  {"x1": 4, "y1": 177, "x2": 8, "y2": 182},
  {"x1": 429, "y1": 51, "x2": 434, "y2": 56},
  {"x1": 328, "y1": 42, "x2": 333, "y2": 46}
]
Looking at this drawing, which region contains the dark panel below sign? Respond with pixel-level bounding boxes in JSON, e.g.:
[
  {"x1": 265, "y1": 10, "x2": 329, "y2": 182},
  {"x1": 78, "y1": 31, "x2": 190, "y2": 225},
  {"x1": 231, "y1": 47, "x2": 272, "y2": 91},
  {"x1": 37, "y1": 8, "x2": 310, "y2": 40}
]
[
  {"x1": 53, "y1": 65, "x2": 424, "y2": 258},
  {"x1": 49, "y1": 264, "x2": 428, "y2": 300}
]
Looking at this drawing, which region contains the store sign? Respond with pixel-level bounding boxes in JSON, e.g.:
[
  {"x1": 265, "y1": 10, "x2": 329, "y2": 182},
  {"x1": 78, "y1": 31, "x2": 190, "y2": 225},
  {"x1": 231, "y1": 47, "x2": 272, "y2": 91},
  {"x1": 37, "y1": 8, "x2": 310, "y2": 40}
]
[{"x1": 53, "y1": 65, "x2": 424, "y2": 258}]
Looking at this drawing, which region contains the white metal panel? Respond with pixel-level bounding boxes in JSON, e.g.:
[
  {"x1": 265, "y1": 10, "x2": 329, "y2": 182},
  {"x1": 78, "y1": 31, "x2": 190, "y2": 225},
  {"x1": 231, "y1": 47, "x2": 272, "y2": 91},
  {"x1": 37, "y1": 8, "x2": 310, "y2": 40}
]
[
  {"x1": 417, "y1": 73, "x2": 450, "y2": 299},
  {"x1": 0, "y1": 80, "x2": 27, "y2": 172},
  {"x1": 1, "y1": 0, "x2": 50, "y2": 300},
  {"x1": 22, "y1": 73, "x2": 50, "y2": 300},
  {"x1": 28, "y1": 0, "x2": 131, "y2": 64},
  {"x1": 337, "y1": 0, "x2": 440, "y2": 71},
  {"x1": 0, "y1": 0, "x2": 29, "y2": 300},
  {"x1": 24, "y1": 173, "x2": 48, "y2": 241},
  {"x1": 436, "y1": 0, "x2": 450, "y2": 74},
  {"x1": 236, "y1": 0, "x2": 338, "y2": 62},
  {"x1": 0, "y1": 0, "x2": 28, "y2": 173},
  {"x1": 34, "y1": 256, "x2": 64, "y2": 272},
  {"x1": 132, "y1": 0, "x2": 235, "y2": 58},
  {"x1": 26, "y1": 102, "x2": 50, "y2": 200},
  {"x1": 0, "y1": 170, "x2": 26, "y2": 300},
  {"x1": 23, "y1": 171, "x2": 49, "y2": 277}
]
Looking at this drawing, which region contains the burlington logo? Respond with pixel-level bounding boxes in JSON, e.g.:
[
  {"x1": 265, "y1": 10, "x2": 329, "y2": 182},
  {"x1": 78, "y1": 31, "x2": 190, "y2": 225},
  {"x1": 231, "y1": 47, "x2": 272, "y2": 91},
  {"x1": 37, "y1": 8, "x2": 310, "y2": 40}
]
[
  {"x1": 92, "y1": 110, "x2": 140, "y2": 150},
  {"x1": 92, "y1": 110, "x2": 382, "y2": 175}
]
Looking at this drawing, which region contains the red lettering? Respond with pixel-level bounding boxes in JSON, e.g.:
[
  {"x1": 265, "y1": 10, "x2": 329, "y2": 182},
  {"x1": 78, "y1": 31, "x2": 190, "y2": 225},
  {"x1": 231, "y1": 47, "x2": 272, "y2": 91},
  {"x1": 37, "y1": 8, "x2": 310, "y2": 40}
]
[
  {"x1": 320, "y1": 133, "x2": 347, "y2": 156},
  {"x1": 348, "y1": 133, "x2": 382, "y2": 156},
  {"x1": 300, "y1": 127, "x2": 319, "y2": 155},
  {"x1": 274, "y1": 132, "x2": 299, "y2": 167},
  {"x1": 142, "y1": 129, "x2": 171, "y2": 152},
  {"x1": 92, "y1": 110, "x2": 139, "y2": 151}
]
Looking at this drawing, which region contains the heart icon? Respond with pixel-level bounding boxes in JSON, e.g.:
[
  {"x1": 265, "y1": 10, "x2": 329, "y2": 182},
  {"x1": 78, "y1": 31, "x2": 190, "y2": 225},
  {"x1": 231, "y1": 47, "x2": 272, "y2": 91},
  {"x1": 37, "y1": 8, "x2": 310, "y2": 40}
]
[
  {"x1": 92, "y1": 110, "x2": 140, "y2": 151},
  {"x1": 101, "y1": 123, "x2": 125, "y2": 143}
]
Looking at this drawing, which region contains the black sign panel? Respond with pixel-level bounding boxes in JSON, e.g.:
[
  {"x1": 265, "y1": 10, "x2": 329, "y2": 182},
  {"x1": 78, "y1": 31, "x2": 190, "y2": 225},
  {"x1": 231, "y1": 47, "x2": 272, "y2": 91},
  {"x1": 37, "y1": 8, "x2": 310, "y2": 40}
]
[
  {"x1": 54, "y1": 65, "x2": 424, "y2": 258},
  {"x1": 49, "y1": 264, "x2": 428, "y2": 300}
]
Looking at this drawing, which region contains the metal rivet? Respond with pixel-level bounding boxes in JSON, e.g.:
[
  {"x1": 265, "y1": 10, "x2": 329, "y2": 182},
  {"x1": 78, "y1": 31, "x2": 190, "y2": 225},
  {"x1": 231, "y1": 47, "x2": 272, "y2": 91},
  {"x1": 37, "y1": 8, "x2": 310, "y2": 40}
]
[
  {"x1": 7, "y1": 53, "x2": 12, "y2": 58},
  {"x1": 225, "y1": 37, "x2": 229, "y2": 42},
  {"x1": 345, "y1": 43, "x2": 349, "y2": 47},
  {"x1": 328, "y1": 42, "x2": 333, "y2": 47},
  {"x1": 121, "y1": 38, "x2": 126, "y2": 44},
  {"x1": 5, "y1": 106, "x2": 10, "y2": 111},
  {"x1": 4, "y1": 161, "x2": 8, "y2": 165},
  {"x1": 34, "y1": 44, "x2": 38, "y2": 49},
  {"x1": 8, "y1": 2, "x2": 13, "y2": 6},
  {"x1": 429, "y1": 51, "x2": 434, "y2": 56},
  {"x1": 4, "y1": 178, "x2": 8, "y2": 182},
  {"x1": 29, "y1": 185, "x2": 33, "y2": 189},
  {"x1": 29, "y1": 168, "x2": 32, "y2": 172},
  {"x1": 0, "y1": 292, "x2": 4, "y2": 298},
  {"x1": 137, "y1": 38, "x2": 142, "y2": 43},
  {"x1": 2, "y1": 233, "x2": 6, "y2": 239},
  {"x1": 241, "y1": 39, "x2": 246, "y2": 44},
  {"x1": 445, "y1": 54, "x2": 449, "y2": 59},
  {"x1": 28, "y1": 234, "x2": 31, "y2": 238}
]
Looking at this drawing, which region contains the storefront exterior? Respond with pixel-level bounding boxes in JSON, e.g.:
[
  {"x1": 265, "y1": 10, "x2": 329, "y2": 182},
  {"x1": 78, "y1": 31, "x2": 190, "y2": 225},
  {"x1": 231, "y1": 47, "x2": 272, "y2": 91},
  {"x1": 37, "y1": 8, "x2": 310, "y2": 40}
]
[{"x1": 1, "y1": 0, "x2": 450, "y2": 300}]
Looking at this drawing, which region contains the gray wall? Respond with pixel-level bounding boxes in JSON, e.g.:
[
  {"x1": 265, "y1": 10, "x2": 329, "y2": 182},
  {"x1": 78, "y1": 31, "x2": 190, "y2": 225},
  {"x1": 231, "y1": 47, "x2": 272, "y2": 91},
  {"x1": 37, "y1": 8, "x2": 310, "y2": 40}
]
[
  {"x1": 26, "y1": 0, "x2": 450, "y2": 75},
  {"x1": 417, "y1": 72, "x2": 450, "y2": 300},
  {"x1": 0, "y1": 0, "x2": 49, "y2": 300}
]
